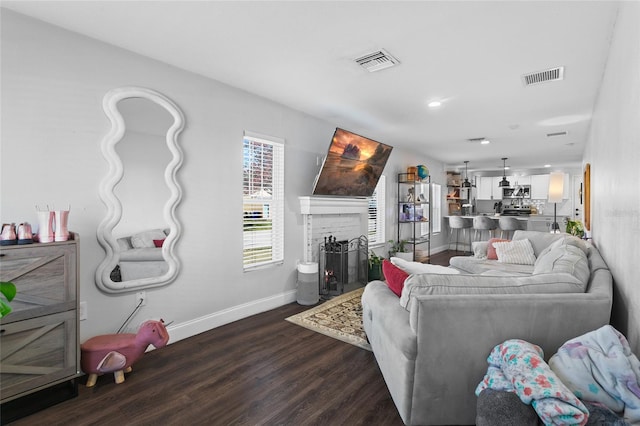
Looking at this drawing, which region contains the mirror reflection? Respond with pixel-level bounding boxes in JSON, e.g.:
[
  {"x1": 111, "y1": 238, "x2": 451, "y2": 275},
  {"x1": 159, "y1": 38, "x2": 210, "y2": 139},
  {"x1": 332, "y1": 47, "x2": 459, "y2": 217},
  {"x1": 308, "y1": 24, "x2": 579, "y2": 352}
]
[
  {"x1": 95, "y1": 87, "x2": 185, "y2": 293},
  {"x1": 111, "y1": 98, "x2": 172, "y2": 282}
]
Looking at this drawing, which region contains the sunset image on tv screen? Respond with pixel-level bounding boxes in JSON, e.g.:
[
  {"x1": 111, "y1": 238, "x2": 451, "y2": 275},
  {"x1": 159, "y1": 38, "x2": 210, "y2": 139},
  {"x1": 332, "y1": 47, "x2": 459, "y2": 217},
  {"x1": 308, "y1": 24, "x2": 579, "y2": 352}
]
[{"x1": 313, "y1": 128, "x2": 393, "y2": 197}]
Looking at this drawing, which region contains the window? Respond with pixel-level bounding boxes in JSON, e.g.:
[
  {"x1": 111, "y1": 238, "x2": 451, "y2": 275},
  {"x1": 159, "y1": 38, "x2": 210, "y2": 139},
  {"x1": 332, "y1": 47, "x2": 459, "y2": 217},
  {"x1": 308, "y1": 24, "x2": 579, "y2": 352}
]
[
  {"x1": 431, "y1": 183, "x2": 442, "y2": 234},
  {"x1": 368, "y1": 175, "x2": 386, "y2": 245},
  {"x1": 420, "y1": 182, "x2": 442, "y2": 236},
  {"x1": 242, "y1": 132, "x2": 284, "y2": 270}
]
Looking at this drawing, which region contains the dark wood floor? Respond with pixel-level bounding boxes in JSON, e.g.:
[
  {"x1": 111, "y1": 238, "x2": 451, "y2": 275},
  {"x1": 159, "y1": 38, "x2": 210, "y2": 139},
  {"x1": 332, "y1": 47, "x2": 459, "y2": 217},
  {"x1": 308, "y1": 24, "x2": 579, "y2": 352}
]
[{"x1": 7, "y1": 252, "x2": 458, "y2": 426}]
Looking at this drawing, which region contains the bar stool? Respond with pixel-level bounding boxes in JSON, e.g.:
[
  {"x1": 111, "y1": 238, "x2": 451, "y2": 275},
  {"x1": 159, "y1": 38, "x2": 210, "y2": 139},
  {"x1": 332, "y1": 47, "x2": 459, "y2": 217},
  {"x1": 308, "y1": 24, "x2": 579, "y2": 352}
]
[
  {"x1": 498, "y1": 216, "x2": 527, "y2": 239},
  {"x1": 448, "y1": 216, "x2": 473, "y2": 253},
  {"x1": 473, "y1": 216, "x2": 498, "y2": 241}
]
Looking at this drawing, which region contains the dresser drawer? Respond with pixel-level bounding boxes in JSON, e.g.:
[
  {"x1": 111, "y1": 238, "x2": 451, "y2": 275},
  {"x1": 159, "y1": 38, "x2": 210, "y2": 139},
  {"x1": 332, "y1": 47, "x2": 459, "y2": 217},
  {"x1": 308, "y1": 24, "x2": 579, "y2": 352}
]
[
  {"x1": 0, "y1": 309, "x2": 79, "y2": 403},
  {"x1": 0, "y1": 241, "x2": 77, "y2": 323}
]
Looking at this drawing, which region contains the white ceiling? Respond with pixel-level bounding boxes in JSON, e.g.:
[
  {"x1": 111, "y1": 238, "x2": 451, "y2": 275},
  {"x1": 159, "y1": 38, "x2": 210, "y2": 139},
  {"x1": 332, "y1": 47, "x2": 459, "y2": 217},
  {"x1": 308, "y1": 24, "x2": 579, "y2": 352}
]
[{"x1": 2, "y1": 1, "x2": 619, "y2": 174}]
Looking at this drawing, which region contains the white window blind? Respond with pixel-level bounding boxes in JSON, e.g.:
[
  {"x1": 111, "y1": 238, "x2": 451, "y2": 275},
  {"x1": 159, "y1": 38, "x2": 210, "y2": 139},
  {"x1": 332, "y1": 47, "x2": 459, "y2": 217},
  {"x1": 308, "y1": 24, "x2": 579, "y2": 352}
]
[
  {"x1": 242, "y1": 132, "x2": 284, "y2": 270},
  {"x1": 419, "y1": 182, "x2": 442, "y2": 235},
  {"x1": 431, "y1": 183, "x2": 442, "y2": 234},
  {"x1": 368, "y1": 175, "x2": 386, "y2": 245}
]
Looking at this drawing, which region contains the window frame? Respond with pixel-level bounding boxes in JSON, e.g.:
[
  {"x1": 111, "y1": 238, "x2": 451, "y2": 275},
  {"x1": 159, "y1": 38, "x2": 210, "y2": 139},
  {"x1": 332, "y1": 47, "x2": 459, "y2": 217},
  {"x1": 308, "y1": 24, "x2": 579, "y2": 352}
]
[
  {"x1": 431, "y1": 183, "x2": 442, "y2": 234},
  {"x1": 242, "y1": 131, "x2": 285, "y2": 271},
  {"x1": 368, "y1": 175, "x2": 386, "y2": 246}
]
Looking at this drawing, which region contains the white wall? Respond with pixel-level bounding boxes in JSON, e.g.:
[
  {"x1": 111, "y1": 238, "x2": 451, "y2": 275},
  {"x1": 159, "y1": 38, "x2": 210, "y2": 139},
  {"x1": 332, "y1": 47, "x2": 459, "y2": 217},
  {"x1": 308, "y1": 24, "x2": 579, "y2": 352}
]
[
  {"x1": 0, "y1": 10, "x2": 445, "y2": 341},
  {"x1": 584, "y1": 1, "x2": 640, "y2": 354}
]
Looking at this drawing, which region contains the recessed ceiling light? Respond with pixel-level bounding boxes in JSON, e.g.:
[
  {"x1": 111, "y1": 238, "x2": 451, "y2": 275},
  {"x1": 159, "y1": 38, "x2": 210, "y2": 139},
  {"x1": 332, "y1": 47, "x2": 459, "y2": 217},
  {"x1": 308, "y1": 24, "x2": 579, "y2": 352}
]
[
  {"x1": 427, "y1": 101, "x2": 442, "y2": 108},
  {"x1": 544, "y1": 164, "x2": 551, "y2": 168},
  {"x1": 480, "y1": 139, "x2": 491, "y2": 145}
]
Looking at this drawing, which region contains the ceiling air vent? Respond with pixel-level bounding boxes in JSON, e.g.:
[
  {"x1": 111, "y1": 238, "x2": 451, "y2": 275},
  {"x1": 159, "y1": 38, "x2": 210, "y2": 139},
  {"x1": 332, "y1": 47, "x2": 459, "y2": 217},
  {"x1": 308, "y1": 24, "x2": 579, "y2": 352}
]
[
  {"x1": 522, "y1": 66, "x2": 564, "y2": 86},
  {"x1": 355, "y1": 49, "x2": 400, "y2": 73}
]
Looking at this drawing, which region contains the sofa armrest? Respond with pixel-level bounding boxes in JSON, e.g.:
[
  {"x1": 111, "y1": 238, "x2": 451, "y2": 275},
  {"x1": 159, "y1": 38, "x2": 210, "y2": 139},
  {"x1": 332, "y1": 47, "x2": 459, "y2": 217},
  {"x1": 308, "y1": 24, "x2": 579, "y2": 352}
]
[
  {"x1": 362, "y1": 281, "x2": 417, "y2": 360},
  {"x1": 362, "y1": 281, "x2": 418, "y2": 424}
]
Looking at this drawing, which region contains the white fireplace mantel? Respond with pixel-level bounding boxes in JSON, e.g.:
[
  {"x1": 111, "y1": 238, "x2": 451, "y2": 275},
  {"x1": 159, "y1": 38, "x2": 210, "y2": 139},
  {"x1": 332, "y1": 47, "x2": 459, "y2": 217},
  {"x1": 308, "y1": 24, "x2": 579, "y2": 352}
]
[{"x1": 298, "y1": 196, "x2": 369, "y2": 215}]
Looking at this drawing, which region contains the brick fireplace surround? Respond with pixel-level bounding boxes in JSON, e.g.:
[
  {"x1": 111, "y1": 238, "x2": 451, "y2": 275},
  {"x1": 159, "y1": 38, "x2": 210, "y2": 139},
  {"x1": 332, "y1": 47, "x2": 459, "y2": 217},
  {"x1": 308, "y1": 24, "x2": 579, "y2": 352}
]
[{"x1": 298, "y1": 196, "x2": 369, "y2": 264}]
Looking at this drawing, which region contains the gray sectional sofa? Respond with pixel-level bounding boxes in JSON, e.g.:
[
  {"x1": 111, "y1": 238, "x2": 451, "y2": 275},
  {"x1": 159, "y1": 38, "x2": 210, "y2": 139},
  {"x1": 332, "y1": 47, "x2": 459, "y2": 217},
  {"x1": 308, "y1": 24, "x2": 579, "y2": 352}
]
[{"x1": 361, "y1": 230, "x2": 613, "y2": 425}]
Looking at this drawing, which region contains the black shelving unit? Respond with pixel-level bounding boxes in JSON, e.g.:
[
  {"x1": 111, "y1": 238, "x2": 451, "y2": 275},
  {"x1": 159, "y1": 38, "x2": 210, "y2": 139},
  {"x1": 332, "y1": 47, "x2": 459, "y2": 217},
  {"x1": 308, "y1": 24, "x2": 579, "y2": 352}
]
[{"x1": 396, "y1": 173, "x2": 431, "y2": 262}]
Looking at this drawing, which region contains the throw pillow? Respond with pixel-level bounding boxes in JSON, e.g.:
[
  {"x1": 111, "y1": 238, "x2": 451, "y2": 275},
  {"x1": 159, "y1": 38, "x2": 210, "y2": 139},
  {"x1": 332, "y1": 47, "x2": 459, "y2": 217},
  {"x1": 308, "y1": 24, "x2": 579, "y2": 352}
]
[
  {"x1": 390, "y1": 257, "x2": 460, "y2": 275},
  {"x1": 533, "y1": 244, "x2": 590, "y2": 285},
  {"x1": 153, "y1": 239, "x2": 165, "y2": 248},
  {"x1": 487, "y1": 238, "x2": 509, "y2": 260},
  {"x1": 131, "y1": 229, "x2": 167, "y2": 249},
  {"x1": 493, "y1": 239, "x2": 537, "y2": 265},
  {"x1": 472, "y1": 241, "x2": 489, "y2": 259},
  {"x1": 382, "y1": 259, "x2": 409, "y2": 297}
]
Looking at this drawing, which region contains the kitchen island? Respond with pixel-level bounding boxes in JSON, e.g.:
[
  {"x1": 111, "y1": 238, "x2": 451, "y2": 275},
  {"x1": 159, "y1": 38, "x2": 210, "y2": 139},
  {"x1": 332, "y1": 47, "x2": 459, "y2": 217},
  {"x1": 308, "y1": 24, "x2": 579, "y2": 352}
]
[{"x1": 445, "y1": 215, "x2": 568, "y2": 235}]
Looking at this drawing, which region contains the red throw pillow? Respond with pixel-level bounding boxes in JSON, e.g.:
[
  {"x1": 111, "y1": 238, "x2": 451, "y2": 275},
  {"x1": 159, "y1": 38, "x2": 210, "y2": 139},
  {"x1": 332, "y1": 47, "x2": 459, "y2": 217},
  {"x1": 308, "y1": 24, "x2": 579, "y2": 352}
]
[
  {"x1": 153, "y1": 239, "x2": 165, "y2": 248},
  {"x1": 487, "y1": 238, "x2": 509, "y2": 260},
  {"x1": 382, "y1": 260, "x2": 409, "y2": 297}
]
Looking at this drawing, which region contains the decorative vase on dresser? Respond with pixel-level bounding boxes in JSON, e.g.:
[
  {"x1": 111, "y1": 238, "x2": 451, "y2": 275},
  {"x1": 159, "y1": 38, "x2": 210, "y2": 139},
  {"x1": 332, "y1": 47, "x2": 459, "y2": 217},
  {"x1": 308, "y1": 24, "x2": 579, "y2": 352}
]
[{"x1": 0, "y1": 233, "x2": 80, "y2": 422}]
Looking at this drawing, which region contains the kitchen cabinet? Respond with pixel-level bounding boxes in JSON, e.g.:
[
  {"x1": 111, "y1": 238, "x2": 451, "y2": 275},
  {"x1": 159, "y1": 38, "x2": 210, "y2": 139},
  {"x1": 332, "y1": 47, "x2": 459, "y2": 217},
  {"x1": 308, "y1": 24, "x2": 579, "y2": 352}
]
[
  {"x1": 0, "y1": 235, "x2": 80, "y2": 409},
  {"x1": 476, "y1": 177, "x2": 491, "y2": 200},
  {"x1": 527, "y1": 216, "x2": 567, "y2": 232},
  {"x1": 512, "y1": 175, "x2": 531, "y2": 186},
  {"x1": 530, "y1": 174, "x2": 550, "y2": 199},
  {"x1": 477, "y1": 176, "x2": 504, "y2": 200},
  {"x1": 563, "y1": 173, "x2": 570, "y2": 199},
  {"x1": 529, "y1": 173, "x2": 571, "y2": 200}
]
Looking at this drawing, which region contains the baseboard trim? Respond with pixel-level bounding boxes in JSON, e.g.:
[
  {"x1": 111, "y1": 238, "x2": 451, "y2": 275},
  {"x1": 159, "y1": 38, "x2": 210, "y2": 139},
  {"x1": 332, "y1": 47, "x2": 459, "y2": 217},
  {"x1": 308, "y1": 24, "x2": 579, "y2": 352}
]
[
  {"x1": 166, "y1": 290, "x2": 297, "y2": 344},
  {"x1": 430, "y1": 244, "x2": 449, "y2": 254}
]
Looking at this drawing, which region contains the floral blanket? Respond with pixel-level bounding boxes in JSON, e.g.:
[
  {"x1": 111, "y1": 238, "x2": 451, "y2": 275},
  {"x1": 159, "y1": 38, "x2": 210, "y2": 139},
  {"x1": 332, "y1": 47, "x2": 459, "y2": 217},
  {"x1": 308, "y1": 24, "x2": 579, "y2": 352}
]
[
  {"x1": 549, "y1": 325, "x2": 640, "y2": 424},
  {"x1": 476, "y1": 339, "x2": 588, "y2": 425}
]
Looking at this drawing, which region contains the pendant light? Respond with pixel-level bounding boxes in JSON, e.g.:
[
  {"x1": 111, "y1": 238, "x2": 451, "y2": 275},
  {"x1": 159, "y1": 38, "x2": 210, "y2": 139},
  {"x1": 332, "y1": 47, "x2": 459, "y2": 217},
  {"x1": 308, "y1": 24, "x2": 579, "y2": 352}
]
[
  {"x1": 498, "y1": 157, "x2": 510, "y2": 187},
  {"x1": 462, "y1": 161, "x2": 472, "y2": 188}
]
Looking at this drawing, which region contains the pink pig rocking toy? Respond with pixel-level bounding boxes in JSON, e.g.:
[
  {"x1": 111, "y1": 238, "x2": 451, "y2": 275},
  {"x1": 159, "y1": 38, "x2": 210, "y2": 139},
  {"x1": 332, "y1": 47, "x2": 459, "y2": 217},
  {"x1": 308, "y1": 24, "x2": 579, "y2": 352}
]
[{"x1": 81, "y1": 319, "x2": 169, "y2": 387}]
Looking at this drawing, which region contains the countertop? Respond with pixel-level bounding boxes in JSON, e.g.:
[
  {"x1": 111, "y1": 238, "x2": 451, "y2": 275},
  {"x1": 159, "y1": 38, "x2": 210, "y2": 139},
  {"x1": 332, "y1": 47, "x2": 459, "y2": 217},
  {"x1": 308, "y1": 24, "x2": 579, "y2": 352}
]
[{"x1": 446, "y1": 215, "x2": 565, "y2": 219}]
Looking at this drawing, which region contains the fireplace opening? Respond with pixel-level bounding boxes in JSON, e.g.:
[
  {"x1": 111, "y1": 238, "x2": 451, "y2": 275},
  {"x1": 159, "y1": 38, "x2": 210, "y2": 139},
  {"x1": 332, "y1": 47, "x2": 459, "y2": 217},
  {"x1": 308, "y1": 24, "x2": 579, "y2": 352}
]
[{"x1": 319, "y1": 235, "x2": 368, "y2": 297}]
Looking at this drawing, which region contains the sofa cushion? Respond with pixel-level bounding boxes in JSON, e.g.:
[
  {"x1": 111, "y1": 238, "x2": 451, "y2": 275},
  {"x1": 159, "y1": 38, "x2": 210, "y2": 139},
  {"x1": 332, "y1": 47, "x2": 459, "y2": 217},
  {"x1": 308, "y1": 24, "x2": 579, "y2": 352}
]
[
  {"x1": 562, "y1": 235, "x2": 589, "y2": 255},
  {"x1": 391, "y1": 257, "x2": 460, "y2": 275},
  {"x1": 400, "y1": 272, "x2": 586, "y2": 309},
  {"x1": 472, "y1": 241, "x2": 489, "y2": 259},
  {"x1": 117, "y1": 237, "x2": 133, "y2": 251},
  {"x1": 493, "y1": 239, "x2": 537, "y2": 265},
  {"x1": 131, "y1": 229, "x2": 167, "y2": 249},
  {"x1": 382, "y1": 260, "x2": 408, "y2": 297},
  {"x1": 536, "y1": 236, "x2": 590, "y2": 263},
  {"x1": 533, "y1": 244, "x2": 590, "y2": 285},
  {"x1": 512, "y1": 230, "x2": 564, "y2": 257},
  {"x1": 119, "y1": 247, "x2": 165, "y2": 261},
  {"x1": 487, "y1": 238, "x2": 509, "y2": 260},
  {"x1": 480, "y1": 270, "x2": 531, "y2": 277},
  {"x1": 449, "y1": 256, "x2": 535, "y2": 275}
]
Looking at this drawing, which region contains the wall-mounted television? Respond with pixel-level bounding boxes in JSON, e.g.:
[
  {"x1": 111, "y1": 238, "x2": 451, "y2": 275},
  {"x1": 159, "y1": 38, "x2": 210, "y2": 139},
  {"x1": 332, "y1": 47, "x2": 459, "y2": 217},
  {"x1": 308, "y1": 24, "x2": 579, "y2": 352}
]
[{"x1": 312, "y1": 128, "x2": 393, "y2": 197}]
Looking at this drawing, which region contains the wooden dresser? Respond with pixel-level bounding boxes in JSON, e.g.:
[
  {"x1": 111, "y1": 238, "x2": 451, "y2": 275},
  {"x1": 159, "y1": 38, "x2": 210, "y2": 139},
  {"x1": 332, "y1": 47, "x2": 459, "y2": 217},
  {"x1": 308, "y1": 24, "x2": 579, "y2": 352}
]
[{"x1": 0, "y1": 233, "x2": 80, "y2": 407}]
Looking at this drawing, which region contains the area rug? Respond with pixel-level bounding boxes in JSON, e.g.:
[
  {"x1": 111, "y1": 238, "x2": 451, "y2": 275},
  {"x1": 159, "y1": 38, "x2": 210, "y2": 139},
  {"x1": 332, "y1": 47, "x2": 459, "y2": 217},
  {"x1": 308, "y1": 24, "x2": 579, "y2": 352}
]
[{"x1": 285, "y1": 287, "x2": 371, "y2": 351}]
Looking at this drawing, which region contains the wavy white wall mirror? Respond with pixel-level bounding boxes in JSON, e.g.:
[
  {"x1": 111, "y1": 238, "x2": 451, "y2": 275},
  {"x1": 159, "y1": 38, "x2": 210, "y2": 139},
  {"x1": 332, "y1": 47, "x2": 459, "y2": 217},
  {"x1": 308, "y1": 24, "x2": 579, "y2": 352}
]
[{"x1": 95, "y1": 87, "x2": 185, "y2": 293}]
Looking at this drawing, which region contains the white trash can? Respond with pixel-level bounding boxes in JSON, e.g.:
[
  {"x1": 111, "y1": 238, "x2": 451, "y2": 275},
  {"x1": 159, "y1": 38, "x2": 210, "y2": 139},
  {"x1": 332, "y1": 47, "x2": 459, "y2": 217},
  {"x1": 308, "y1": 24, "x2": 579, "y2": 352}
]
[{"x1": 297, "y1": 262, "x2": 319, "y2": 305}]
